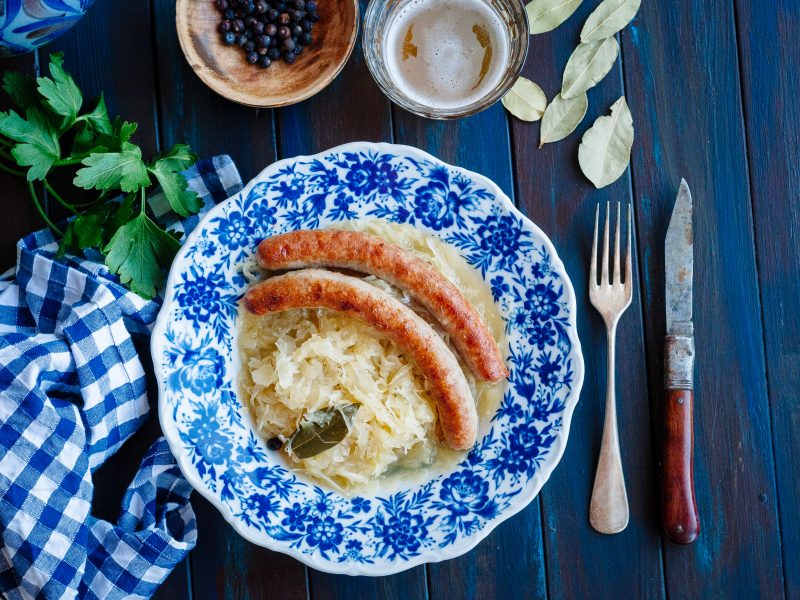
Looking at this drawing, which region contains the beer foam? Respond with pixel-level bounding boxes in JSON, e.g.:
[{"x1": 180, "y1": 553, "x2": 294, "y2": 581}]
[{"x1": 384, "y1": 0, "x2": 509, "y2": 110}]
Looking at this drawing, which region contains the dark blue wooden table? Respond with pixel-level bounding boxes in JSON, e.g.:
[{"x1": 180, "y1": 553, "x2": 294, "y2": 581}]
[{"x1": 2, "y1": 0, "x2": 798, "y2": 598}]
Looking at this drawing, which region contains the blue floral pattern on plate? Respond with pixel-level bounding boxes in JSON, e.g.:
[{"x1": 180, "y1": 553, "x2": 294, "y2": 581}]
[{"x1": 153, "y1": 143, "x2": 584, "y2": 576}]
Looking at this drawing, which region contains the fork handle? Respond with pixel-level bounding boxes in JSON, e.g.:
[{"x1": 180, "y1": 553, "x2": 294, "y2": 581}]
[
  {"x1": 661, "y1": 388, "x2": 700, "y2": 544},
  {"x1": 590, "y1": 325, "x2": 629, "y2": 534}
]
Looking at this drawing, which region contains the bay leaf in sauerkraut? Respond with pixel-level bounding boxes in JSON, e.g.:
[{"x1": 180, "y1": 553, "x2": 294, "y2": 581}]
[{"x1": 237, "y1": 219, "x2": 506, "y2": 492}]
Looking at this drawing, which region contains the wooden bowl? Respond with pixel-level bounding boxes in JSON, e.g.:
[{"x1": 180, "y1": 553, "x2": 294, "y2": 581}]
[{"x1": 176, "y1": 0, "x2": 359, "y2": 107}]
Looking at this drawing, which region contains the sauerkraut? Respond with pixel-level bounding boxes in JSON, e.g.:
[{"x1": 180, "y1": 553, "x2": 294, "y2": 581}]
[{"x1": 237, "y1": 219, "x2": 505, "y2": 492}]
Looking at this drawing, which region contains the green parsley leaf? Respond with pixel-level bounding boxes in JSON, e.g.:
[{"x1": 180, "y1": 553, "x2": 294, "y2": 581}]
[
  {"x1": 58, "y1": 211, "x2": 107, "y2": 257},
  {"x1": 153, "y1": 144, "x2": 197, "y2": 171},
  {"x1": 71, "y1": 121, "x2": 104, "y2": 156},
  {"x1": 116, "y1": 119, "x2": 137, "y2": 144},
  {"x1": 84, "y1": 94, "x2": 113, "y2": 136},
  {"x1": 104, "y1": 192, "x2": 136, "y2": 244},
  {"x1": 0, "y1": 109, "x2": 60, "y2": 180},
  {"x1": 37, "y1": 53, "x2": 83, "y2": 124},
  {"x1": 104, "y1": 212, "x2": 180, "y2": 299},
  {"x1": 148, "y1": 149, "x2": 201, "y2": 217},
  {"x1": 3, "y1": 71, "x2": 40, "y2": 110},
  {"x1": 74, "y1": 142, "x2": 150, "y2": 192}
]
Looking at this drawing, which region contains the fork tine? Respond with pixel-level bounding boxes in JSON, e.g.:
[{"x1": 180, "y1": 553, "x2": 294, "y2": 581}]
[
  {"x1": 591, "y1": 204, "x2": 599, "y2": 287},
  {"x1": 601, "y1": 202, "x2": 610, "y2": 286},
  {"x1": 625, "y1": 202, "x2": 633, "y2": 285},
  {"x1": 613, "y1": 201, "x2": 621, "y2": 285}
]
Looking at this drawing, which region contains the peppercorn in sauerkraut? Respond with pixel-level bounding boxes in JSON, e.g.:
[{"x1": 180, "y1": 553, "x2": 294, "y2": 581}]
[{"x1": 237, "y1": 219, "x2": 505, "y2": 492}]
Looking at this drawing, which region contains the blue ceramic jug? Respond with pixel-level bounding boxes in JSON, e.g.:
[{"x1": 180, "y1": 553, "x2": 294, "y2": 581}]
[{"x1": 0, "y1": 0, "x2": 95, "y2": 56}]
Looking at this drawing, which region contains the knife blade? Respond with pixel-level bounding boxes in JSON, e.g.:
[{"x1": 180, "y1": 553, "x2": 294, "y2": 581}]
[{"x1": 661, "y1": 179, "x2": 700, "y2": 545}]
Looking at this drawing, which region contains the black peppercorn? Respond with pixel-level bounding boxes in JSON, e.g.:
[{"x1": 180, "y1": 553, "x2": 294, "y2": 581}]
[
  {"x1": 216, "y1": 0, "x2": 317, "y2": 70},
  {"x1": 267, "y1": 437, "x2": 283, "y2": 451}
]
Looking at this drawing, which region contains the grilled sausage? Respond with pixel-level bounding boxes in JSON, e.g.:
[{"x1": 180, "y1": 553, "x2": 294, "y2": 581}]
[
  {"x1": 257, "y1": 229, "x2": 508, "y2": 382},
  {"x1": 243, "y1": 269, "x2": 478, "y2": 450}
]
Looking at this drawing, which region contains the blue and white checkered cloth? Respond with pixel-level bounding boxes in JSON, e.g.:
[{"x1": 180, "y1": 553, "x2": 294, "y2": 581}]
[{"x1": 0, "y1": 156, "x2": 243, "y2": 599}]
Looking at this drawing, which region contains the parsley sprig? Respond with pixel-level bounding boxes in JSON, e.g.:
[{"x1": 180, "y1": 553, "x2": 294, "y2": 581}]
[{"x1": 0, "y1": 53, "x2": 201, "y2": 299}]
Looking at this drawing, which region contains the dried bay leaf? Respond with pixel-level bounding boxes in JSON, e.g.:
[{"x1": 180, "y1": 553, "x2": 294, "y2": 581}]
[
  {"x1": 578, "y1": 96, "x2": 634, "y2": 188},
  {"x1": 540, "y1": 92, "x2": 588, "y2": 146},
  {"x1": 287, "y1": 403, "x2": 360, "y2": 459},
  {"x1": 502, "y1": 77, "x2": 547, "y2": 122},
  {"x1": 580, "y1": 0, "x2": 641, "y2": 42},
  {"x1": 561, "y1": 36, "x2": 619, "y2": 99},
  {"x1": 526, "y1": 0, "x2": 583, "y2": 34}
]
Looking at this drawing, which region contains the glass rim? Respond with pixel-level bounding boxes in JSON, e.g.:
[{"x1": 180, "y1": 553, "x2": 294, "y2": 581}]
[{"x1": 363, "y1": 0, "x2": 530, "y2": 120}]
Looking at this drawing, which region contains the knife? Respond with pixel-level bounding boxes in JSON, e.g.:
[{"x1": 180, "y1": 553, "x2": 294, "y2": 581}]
[{"x1": 661, "y1": 179, "x2": 700, "y2": 544}]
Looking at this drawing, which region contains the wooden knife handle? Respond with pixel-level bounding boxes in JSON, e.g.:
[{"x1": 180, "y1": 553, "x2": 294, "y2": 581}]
[{"x1": 661, "y1": 388, "x2": 700, "y2": 544}]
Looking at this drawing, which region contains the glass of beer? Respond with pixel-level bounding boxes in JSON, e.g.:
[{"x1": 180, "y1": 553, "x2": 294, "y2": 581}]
[{"x1": 363, "y1": 0, "x2": 529, "y2": 119}]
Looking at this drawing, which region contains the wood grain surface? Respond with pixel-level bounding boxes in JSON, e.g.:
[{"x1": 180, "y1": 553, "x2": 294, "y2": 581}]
[{"x1": 0, "y1": 0, "x2": 796, "y2": 598}]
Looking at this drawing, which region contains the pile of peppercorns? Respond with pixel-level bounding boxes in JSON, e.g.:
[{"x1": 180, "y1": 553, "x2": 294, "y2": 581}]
[{"x1": 216, "y1": 0, "x2": 319, "y2": 68}]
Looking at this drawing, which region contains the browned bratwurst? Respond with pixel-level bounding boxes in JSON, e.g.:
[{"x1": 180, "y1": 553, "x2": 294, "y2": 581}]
[
  {"x1": 243, "y1": 269, "x2": 479, "y2": 450},
  {"x1": 256, "y1": 229, "x2": 509, "y2": 382}
]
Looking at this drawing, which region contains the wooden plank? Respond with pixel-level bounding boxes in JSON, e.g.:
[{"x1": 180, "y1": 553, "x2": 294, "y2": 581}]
[
  {"x1": 150, "y1": 1, "x2": 310, "y2": 599},
  {"x1": 505, "y1": 2, "x2": 665, "y2": 596},
  {"x1": 391, "y1": 104, "x2": 547, "y2": 600},
  {"x1": 734, "y1": 0, "x2": 800, "y2": 597},
  {"x1": 0, "y1": 54, "x2": 40, "y2": 268},
  {"x1": 277, "y1": 4, "x2": 393, "y2": 157},
  {"x1": 619, "y1": 0, "x2": 785, "y2": 597},
  {"x1": 310, "y1": 567, "x2": 427, "y2": 600}
]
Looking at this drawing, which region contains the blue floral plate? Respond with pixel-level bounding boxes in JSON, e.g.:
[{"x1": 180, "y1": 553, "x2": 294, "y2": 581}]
[{"x1": 153, "y1": 142, "x2": 584, "y2": 575}]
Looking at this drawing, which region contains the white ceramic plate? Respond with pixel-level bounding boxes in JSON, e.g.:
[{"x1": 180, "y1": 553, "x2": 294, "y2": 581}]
[{"x1": 153, "y1": 142, "x2": 583, "y2": 575}]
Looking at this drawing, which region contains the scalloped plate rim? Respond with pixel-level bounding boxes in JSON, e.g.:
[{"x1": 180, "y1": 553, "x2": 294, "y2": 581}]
[{"x1": 152, "y1": 141, "x2": 584, "y2": 576}]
